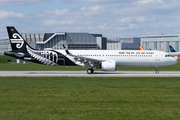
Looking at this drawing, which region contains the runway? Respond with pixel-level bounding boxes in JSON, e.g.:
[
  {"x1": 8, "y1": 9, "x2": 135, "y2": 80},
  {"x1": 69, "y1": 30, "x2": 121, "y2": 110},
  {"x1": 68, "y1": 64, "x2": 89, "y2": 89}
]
[{"x1": 0, "y1": 71, "x2": 180, "y2": 77}]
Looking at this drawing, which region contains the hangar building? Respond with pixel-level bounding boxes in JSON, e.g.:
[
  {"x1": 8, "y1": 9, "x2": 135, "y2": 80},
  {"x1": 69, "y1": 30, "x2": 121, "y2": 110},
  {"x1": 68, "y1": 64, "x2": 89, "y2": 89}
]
[
  {"x1": 141, "y1": 35, "x2": 180, "y2": 52},
  {"x1": 0, "y1": 35, "x2": 11, "y2": 55},
  {"x1": 107, "y1": 37, "x2": 140, "y2": 50}
]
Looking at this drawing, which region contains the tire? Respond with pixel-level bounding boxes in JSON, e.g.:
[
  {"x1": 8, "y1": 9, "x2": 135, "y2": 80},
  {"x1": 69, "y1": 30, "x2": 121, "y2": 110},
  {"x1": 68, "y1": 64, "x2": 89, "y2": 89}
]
[
  {"x1": 87, "y1": 69, "x2": 94, "y2": 74},
  {"x1": 155, "y1": 70, "x2": 159, "y2": 74}
]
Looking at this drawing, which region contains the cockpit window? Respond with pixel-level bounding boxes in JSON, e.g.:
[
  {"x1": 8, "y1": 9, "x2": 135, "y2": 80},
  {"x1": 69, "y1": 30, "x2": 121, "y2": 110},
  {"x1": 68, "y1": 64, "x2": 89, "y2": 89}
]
[{"x1": 165, "y1": 55, "x2": 172, "y2": 57}]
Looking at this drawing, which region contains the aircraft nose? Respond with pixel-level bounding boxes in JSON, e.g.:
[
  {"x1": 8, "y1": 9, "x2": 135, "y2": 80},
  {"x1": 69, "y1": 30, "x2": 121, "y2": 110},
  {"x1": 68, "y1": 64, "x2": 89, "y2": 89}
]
[{"x1": 171, "y1": 58, "x2": 177, "y2": 65}]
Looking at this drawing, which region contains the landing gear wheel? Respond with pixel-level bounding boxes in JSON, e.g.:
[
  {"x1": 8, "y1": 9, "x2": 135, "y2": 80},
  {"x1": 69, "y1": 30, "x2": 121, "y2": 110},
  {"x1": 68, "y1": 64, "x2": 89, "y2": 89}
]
[
  {"x1": 87, "y1": 69, "x2": 94, "y2": 74},
  {"x1": 91, "y1": 69, "x2": 94, "y2": 73},
  {"x1": 155, "y1": 70, "x2": 159, "y2": 74}
]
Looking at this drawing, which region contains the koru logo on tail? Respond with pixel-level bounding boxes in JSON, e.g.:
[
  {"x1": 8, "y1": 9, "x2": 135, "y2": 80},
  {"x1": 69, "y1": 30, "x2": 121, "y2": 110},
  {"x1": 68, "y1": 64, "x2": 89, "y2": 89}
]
[{"x1": 10, "y1": 33, "x2": 24, "y2": 48}]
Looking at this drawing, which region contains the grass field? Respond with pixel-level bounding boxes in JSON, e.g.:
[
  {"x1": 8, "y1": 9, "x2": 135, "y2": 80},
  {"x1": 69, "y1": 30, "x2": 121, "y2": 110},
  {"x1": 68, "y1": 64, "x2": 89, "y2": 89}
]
[
  {"x1": 0, "y1": 77, "x2": 180, "y2": 120},
  {"x1": 0, "y1": 55, "x2": 180, "y2": 71}
]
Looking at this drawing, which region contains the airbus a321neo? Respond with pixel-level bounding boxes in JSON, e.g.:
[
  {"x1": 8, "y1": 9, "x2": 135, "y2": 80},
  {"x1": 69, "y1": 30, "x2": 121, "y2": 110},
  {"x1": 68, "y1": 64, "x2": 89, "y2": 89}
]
[{"x1": 4, "y1": 26, "x2": 177, "y2": 74}]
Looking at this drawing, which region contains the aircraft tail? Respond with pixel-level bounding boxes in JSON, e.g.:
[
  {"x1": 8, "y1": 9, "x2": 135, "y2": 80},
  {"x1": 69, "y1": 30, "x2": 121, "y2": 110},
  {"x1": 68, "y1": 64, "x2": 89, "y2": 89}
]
[
  {"x1": 169, "y1": 45, "x2": 176, "y2": 52},
  {"x1": 6, "y1": 26, "x2": 32, "y2": 52},
  {"x1": 139, "y1": 46, "x2": 145, "y2": 50},
  {"x1": 5, "y1": 26, "x2": 60, "y2": 66},
  {"x1": 4, "y1": 26, "x2": 35, "y2": 58}
]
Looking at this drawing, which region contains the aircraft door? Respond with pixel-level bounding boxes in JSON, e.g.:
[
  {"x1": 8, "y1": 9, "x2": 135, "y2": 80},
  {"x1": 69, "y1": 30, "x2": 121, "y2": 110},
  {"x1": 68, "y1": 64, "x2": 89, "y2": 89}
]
[{"x1": 155, "y1": 52, "x2": 160, "y2": 61}]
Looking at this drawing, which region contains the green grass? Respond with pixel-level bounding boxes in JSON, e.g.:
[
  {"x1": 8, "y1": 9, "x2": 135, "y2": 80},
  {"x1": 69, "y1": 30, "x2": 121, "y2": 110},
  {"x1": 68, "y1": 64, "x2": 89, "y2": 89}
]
[
  {"x1": 0, "y1": 55, "x2": 180, "y2": 71},
  {"x1": 0, "y1": 77, "x2": 180, "y2": 120},
  {"x1": 0, "y1": 55, "x2": 16, "y2": 63}
]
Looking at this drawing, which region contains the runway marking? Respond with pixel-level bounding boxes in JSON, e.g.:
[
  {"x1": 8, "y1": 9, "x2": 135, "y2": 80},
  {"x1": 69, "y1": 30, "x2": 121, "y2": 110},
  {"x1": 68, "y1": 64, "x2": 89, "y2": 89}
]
[{"x1": 0, "y1": 71, "x2": 180, "y2": 77}]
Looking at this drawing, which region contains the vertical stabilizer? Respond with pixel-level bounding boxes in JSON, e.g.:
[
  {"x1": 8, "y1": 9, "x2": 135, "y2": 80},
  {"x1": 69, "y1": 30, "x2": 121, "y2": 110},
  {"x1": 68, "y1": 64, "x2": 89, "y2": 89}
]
[
  {"x1": 169, "y1": 45, "x2": 176, "y2": 52},
  {"x1": 139, "y1": 46, "x2": 145, "y2": 50},
  {"x1": 7, "y1": 26, "x2": 30, "y2": 52}
]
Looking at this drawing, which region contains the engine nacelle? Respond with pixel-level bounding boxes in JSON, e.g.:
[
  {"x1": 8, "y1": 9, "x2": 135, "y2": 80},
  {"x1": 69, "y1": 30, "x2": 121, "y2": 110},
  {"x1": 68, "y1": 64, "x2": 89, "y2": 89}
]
[{"x1": 101, "y1": 61, "x2": 116, "y2": 71}]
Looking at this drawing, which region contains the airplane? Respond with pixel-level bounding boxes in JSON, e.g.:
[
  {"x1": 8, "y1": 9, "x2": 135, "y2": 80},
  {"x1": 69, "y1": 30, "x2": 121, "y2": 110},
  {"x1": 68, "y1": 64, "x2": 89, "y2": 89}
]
[
  {"x1": 4, "y1": 26, "x2": 177, "y2": 74},
  {"x1": 168, "y1": 45, "x2": 180, "y2": 56},
  {"x1": 168, "y1": 45, "x2": 180, "y2": 59}
]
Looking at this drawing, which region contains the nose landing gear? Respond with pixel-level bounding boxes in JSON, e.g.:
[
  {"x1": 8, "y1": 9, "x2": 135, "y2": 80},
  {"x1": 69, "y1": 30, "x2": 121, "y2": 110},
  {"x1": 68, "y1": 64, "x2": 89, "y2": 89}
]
[{"x1": 155, "y1": 66, "x2": 159, "y2": 74}]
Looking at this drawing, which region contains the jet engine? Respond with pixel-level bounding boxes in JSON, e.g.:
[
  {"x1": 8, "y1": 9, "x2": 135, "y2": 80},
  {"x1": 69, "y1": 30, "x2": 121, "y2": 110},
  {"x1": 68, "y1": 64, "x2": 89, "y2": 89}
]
[{"x1": 101, "y1": 61, "x2": 116, "y2": 71}]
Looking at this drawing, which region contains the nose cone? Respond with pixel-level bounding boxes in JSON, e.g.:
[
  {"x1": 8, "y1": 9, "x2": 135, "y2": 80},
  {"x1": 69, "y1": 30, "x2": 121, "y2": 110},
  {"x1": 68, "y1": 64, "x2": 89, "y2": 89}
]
[
  {"x1": 171, "y1": 57, "x2": 177, "y2": 65},
  {"x1": 173, "y1": 58, "x2": 177, "y2": 64}
]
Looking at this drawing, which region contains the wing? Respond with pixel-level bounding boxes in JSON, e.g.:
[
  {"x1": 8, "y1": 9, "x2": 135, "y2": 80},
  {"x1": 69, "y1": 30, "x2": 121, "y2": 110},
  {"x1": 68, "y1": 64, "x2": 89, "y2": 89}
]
[{"x1": 63, "y1": 45, "x2": 103, "y2": 67}]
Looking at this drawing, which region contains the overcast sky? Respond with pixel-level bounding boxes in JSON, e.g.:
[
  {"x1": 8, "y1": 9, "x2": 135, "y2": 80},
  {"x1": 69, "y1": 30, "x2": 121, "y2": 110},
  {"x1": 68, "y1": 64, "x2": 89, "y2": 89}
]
[{"x1": 0, "y1": 0, "x2": 180, "y2": 38}]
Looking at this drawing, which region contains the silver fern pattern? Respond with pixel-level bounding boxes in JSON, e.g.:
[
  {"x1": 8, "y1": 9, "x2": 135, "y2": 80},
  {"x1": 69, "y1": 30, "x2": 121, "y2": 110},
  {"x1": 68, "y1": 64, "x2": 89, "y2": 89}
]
[{"x1": 26, "y1": 46, "x2": 58, "y2": 66}]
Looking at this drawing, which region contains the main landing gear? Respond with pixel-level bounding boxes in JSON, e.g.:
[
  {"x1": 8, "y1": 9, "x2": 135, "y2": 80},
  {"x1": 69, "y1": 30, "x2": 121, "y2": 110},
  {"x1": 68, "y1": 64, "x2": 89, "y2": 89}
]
[
  {"x1": 87, "y1": 68, "x2": 94, "y2": 74},
  {"x1": 155, "y1": 66, "x2": 159, "y2": 74}
]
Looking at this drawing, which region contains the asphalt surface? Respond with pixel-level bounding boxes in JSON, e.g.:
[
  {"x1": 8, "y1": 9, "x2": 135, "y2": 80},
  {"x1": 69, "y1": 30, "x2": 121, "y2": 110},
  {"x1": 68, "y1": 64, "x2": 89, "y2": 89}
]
[{"x1": 0, "y1": 71, "x2": 180, "y2": 77}]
